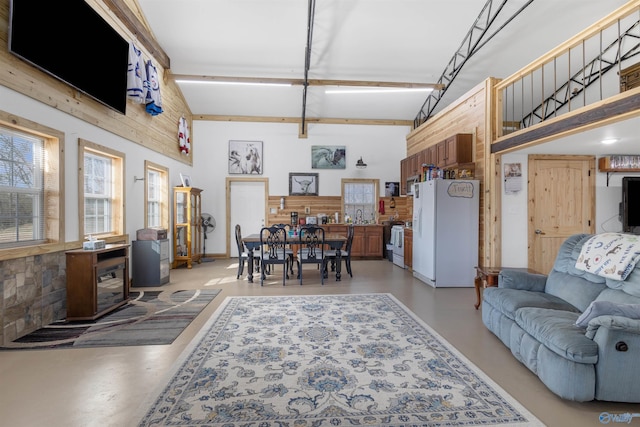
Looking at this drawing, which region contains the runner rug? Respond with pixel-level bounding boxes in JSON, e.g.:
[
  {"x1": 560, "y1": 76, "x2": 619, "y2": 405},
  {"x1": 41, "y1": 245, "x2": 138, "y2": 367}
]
[
  {"x1": 137, "y1": 293, "x2": 544, "y2": 426},
  {"x1": 2, "y1": 289, "x2": 220, "y2": 349}
]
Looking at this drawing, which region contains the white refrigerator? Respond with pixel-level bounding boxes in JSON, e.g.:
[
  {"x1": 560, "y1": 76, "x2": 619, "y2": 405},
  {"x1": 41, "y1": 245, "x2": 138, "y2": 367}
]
[{"x1": 412, "y1": 179, "x2": 479, "y2": 287}]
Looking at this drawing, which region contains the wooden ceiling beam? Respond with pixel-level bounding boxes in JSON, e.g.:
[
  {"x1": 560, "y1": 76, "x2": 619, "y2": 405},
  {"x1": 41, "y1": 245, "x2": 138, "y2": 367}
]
[
  {"x1": 102, "y1": 0, "x2": 171, "y2": 69},
  {"x1": 193, "y1": 114, "x2": 413, "y2": 127},
  {"x1": 170, "y1": 74, "x2": 444, "y2": 90}
]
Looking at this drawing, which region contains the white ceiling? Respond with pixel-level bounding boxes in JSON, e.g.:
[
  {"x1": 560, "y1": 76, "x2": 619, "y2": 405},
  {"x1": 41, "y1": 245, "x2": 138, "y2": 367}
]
[{"x1": 136, "y1": 0, "x2": 638, "y2": 154}]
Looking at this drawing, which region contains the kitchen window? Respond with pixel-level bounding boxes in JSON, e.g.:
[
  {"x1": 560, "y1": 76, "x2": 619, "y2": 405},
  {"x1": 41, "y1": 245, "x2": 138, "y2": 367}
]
[{"x1": 341, "y1": 179, "x2": 379, "y2": 224}]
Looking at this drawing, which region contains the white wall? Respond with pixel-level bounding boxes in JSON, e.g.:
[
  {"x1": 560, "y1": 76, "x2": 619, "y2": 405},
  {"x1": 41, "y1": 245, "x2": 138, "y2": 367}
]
[
  {"x1": 500, "y1": 153, "x2": 636, "y2": 268},
  {"x1": 191, "y1": 121, "x2": 411, "y2": 254},
  {"x1": 500, "y1": 153, "x2": 529, "y2": 267},
  {"x1": 0, "y1": 86, "x2": 192, "y2": 244}
]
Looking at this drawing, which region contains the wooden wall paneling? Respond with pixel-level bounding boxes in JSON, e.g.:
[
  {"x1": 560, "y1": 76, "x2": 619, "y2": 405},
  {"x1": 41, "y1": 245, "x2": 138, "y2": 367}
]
[
  {"x1": 406, "y1": 79, "x2": 492, "y2": 266},
  {"x1": 486, "y1": 77, "x2": 502, "y2": 267},
  {"x1": 0, "y1": 0, "x2": 193, "y2": 165},
  {"x1": 266, "y1": 195, "x2": 413, "y2": 225}
]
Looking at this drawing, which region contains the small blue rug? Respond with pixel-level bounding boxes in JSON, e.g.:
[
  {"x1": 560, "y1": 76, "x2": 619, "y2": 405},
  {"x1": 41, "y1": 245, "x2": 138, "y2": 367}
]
[{"x1": 138, "y1": 293, "x2": 543, "y2": 426}]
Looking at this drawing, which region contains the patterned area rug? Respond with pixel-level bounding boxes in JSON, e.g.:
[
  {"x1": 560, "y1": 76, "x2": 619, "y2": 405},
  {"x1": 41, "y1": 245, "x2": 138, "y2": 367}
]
[
  {"x1": 137, "y1": 294, "x2": 543, "y2": 426},
  {"x1": 3, "y1": 289, "x2": 220, "y2": 349}
]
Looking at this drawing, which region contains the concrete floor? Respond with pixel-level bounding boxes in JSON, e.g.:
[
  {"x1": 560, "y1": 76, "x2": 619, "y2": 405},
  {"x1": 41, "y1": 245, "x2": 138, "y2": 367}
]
[{"x1": 0, "y1": 258, "x2": 635, "y2": 427}]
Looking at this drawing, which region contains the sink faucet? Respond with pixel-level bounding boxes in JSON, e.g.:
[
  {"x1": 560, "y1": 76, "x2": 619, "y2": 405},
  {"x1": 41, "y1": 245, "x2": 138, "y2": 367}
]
[{"x1": 355, "y1": 209, "x2": 363, "y2": 224}]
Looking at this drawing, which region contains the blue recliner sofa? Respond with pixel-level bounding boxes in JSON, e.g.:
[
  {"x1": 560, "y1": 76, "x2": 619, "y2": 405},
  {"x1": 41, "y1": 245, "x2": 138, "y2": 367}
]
[{"x1": 482, "y1": 233, "x2": 640, "y2": 402}]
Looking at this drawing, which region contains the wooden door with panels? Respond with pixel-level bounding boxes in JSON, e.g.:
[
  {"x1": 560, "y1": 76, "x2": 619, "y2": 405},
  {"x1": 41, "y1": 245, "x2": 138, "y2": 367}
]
[{"x1": 528, "y1": 155, "x2": 595, "y2": 275}]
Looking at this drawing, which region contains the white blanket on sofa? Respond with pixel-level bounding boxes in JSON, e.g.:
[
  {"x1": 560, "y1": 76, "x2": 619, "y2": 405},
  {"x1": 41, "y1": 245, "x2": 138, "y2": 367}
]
[{"x1": 575, "y1": 233, "x2": 640, "y2": 281}]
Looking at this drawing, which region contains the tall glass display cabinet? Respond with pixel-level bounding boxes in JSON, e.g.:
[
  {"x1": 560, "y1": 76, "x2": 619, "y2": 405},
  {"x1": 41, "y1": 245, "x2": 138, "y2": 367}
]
[{"x1": 173, "y1": 186, "x2": 202, "y2": 268}]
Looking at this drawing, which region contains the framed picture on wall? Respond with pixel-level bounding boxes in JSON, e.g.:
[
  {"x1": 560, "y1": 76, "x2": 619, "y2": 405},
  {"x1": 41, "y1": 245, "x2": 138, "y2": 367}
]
[
  {"x1": 385, "y1": 182, "x2": 399, "y2": 197},
  {"x1": 228, "y1": 140, "x2": 263, "y2": 174},
  {"x1": 289, "y1": 173, "x2": 319, "y2": 196},
  {"x1": 311, "y1": 145, "x2": 346, "y2": 169}
]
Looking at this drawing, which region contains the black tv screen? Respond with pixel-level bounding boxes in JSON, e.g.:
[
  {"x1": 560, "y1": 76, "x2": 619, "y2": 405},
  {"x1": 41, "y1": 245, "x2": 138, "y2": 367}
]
[
  {"x1": 622, "y1": 176, "x2": 640, "y2": 234},
  {"x1": 8, "y1": 0, "x2": 129, "y2": 114}
]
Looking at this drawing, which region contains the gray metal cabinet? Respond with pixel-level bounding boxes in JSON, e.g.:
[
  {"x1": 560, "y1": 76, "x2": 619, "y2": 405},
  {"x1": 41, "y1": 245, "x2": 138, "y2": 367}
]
[{"x1": 132, "y1": 239, "x2": 170, "y2": 286}]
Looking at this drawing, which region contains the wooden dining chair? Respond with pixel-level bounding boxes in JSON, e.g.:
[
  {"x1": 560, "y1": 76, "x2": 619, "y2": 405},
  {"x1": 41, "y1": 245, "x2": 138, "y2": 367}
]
[
  {"x1": 259, "y1": 226, "x2": 290, "y2": 286},
  {"x1": 296, "y1": 225, "x2": 326, "y2": 285},
  {"x1": 325, "y1": 223, "x2": 354, "y2": 278}
]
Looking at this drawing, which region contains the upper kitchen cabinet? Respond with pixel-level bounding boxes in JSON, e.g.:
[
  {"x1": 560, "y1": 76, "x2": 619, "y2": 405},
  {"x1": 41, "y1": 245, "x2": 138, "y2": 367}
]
[{"x1": 436, "y1": 134, "x2": 473, "y2": 167}]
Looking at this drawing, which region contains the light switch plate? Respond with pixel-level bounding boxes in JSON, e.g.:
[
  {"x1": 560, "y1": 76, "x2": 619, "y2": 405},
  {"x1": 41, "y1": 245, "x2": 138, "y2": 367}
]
[{"x1": 304, "y1": 206, "x2": 310, "y2": 214}]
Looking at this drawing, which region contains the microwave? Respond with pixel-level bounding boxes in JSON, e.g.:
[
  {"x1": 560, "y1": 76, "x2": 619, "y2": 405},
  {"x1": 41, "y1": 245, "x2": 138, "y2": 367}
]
[{"x1": 406, "y1": 175, "x2": 420, "y2": 195}]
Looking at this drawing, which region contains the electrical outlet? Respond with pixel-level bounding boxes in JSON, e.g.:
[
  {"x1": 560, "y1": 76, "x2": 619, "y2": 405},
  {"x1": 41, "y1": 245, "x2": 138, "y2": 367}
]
[{"x1": 304, "y1": 206, "x2": 310, "y2": 214}]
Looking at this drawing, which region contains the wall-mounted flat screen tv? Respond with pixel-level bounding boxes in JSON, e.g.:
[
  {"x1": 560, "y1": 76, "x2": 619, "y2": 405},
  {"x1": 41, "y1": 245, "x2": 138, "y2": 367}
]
[
  {"x1": 622, "y1": 176, "x2": 640, "y2": 234},
  {"x1": 8, "y1": 0, "x2": 129, "y2": 115}
]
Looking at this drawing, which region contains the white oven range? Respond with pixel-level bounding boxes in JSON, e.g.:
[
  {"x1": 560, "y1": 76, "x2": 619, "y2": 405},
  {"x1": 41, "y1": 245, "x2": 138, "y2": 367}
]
[{"x1": 391, "y1": 225, "x2": 405, "y2": 268}]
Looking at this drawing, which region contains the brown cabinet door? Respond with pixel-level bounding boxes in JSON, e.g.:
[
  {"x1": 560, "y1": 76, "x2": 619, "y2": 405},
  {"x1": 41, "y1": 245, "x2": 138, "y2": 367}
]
[
  {"x1": 351, "y1": 227, "x2": 366, "y2": 257},
  {"x1": 407, "y1": 153, "x2": 417, "y2": 176},
  {"x1": 436, "y1": 142, "x2": 447, "y2": 167},
  {"x1": 425, "y1": 145, "x2": 436, "y2": 166},
  {"x1": 404, "y1": 229, "x2": 413, "y2": 269},
  {"x1": 365, "y1": 228, "x2": 383, "y2": 257},
  {"x1": 400, "y1": 158, "x2": 409, "y2": 195},
  {"x1": 415, "y1": 151, "x2": 426, "y2": 175},
  {"x1": 445, "y1": 134, "x2": 472, "y2": 165}
]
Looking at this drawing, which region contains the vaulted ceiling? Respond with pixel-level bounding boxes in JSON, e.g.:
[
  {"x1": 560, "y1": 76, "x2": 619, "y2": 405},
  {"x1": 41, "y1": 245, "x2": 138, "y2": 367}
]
[{"x1": 134, "y1": 0, "x2": 639, "y2": 153}]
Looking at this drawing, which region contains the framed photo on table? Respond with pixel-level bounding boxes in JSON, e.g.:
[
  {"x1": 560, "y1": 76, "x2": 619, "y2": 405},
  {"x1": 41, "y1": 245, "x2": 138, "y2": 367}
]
[
  {"x1": 180, "y1": 173, "x2": 192, "y2": 187},
  {"x1": 289, "y1": 173, "x2": 319, "y2": 196}
]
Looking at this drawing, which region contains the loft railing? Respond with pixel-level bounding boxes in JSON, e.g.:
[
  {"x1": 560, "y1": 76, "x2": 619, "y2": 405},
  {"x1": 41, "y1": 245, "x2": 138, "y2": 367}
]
[{"x1": 494, "y1": 2, "x2": 640, "y2": 138}]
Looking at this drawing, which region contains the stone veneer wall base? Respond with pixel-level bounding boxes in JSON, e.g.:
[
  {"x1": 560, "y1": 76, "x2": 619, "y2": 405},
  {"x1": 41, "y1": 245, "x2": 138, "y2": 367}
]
[{"x1": 1, "y1": 252, "x2": 67, "y2": 345}]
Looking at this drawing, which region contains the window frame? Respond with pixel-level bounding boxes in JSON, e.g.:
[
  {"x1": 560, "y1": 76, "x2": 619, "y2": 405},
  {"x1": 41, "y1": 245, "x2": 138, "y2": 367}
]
[
  {"x1": 0, "y1": 110, "x2": 64, "y2": 260},
  {"x1": 78, "y1": 138, "x2": 126, "y2": 242},
  {"x1": 144, "y1": 160, "x2": 169, "y2": 230},
  {"x1": 341, "y1": 178, "x2": 380, "y2": 224}
]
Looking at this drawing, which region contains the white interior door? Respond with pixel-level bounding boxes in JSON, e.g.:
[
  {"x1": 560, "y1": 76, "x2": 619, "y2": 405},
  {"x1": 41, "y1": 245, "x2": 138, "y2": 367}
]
[{"x1": 229, "y1": 180, "x2": 266, "y2": 257}]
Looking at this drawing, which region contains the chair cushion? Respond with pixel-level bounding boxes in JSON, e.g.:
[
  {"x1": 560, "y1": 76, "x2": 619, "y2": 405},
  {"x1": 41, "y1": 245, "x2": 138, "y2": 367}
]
[
  {"x1": 515, "y1": 307, "x2": 598, "y2": 364},
  {"x1": 325, "y1": 250, "x2": 348, "y2": 257},
  {"x1": 262, "y1": 252, "x2": 287, "y2": 261}
]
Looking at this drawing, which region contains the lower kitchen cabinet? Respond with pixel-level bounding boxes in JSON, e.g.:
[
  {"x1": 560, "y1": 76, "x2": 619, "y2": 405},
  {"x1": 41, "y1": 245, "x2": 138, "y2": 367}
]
[
  {"x1": 404, "y1": 228, "x2": 413, "y2": 270},
  {"x1": 324, "y1": 224, "x2": 382, "y2": 259}
]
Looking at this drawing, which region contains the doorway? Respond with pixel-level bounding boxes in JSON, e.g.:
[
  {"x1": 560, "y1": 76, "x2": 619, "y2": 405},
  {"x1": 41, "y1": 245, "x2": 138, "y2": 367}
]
[
  {"x1": 226, "y1": 178, "x2": 268, "y2": 257},
  {"x1": 528, "y1": 155, "x2": 595, "y2": 274}
]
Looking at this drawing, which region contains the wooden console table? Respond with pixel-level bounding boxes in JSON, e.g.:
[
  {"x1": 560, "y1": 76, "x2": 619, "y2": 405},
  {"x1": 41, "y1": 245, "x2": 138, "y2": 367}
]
[{"x1": 474, "y1": 266, "x2": 536, "y2": 309}]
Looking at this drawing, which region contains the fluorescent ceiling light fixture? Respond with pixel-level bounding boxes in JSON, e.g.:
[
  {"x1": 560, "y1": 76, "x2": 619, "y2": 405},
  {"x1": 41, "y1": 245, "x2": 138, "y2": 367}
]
[
  {"x1": 325, "y1": 87, "x2": 434, "y2": 94},
  {"x1": 600, "y1": 138, "x2": 618, "y2": 145},
  {"x1": 175, "y1": 80, "x2": 292, "y2": 87}
]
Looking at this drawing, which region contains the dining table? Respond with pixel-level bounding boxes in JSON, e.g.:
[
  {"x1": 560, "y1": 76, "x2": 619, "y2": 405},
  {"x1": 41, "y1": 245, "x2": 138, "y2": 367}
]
[{"x1": 242, "y1": 232, "x2": 347, "y2": 283}]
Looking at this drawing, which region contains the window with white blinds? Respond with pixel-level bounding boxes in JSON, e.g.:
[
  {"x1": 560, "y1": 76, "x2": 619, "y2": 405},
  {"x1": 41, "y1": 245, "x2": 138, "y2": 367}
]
[
  {"x1": 78, "y1": 139, "x2": 125, "y2": 240},
  {"x1": 0, "y1": 126, "x2": 45, "y2": 246},
  {"x1": 145, "y1": 161, "x2": 169, "y2": 230}
]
